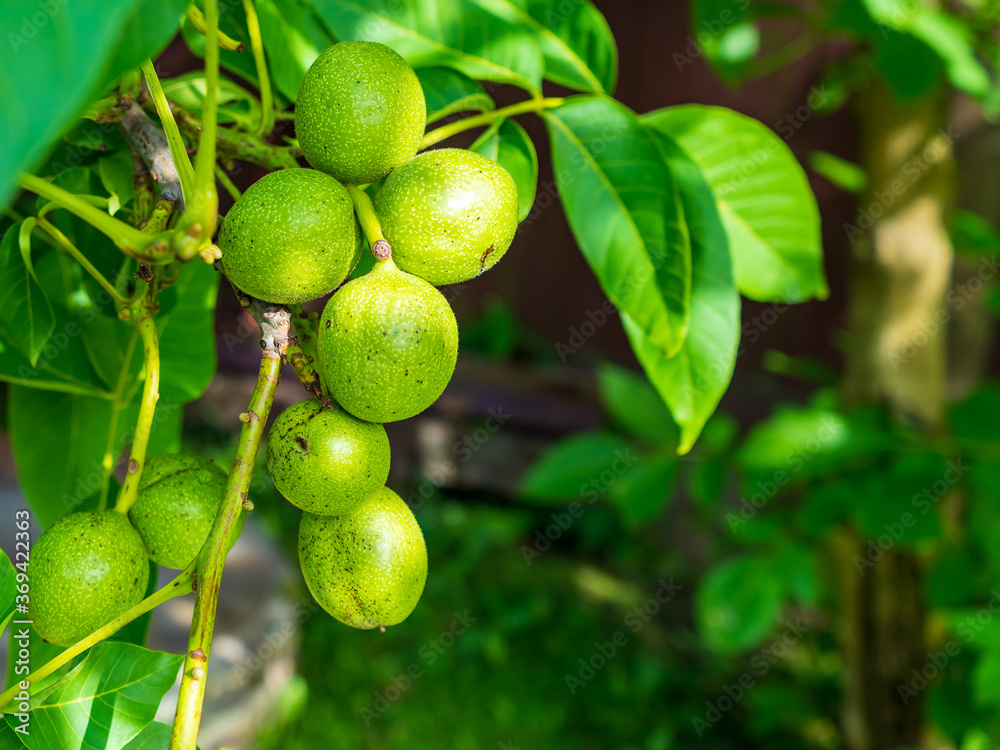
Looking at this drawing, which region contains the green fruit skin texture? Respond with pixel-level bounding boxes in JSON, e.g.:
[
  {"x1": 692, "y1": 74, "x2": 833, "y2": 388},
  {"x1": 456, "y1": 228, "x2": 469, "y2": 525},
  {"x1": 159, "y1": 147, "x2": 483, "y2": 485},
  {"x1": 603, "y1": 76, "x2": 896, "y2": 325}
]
[
  {"x1": 299, "y1": 487, "x2": 427, "y2": 629},
  {"x1": 296, "y1": 41, "x2": 426, "y2": 185},
  {"x1": 129, "y1": 454, "x2": 241, "y2": 569},
  {"x1": 30, "y1": 510, "x2": 149, "y2": 647},
  {"x1": 317, "y1": 258, "x2": 458, "y2": 423},
  {"x1": 375, "y1": 148, "x2": 519, "y2": 285},
  {"x1": 267, "y1": 397, "x2": 391, "y2": 515},
  {"x1": 218, "y1": 168, "x2": 362, "y2": 304}
]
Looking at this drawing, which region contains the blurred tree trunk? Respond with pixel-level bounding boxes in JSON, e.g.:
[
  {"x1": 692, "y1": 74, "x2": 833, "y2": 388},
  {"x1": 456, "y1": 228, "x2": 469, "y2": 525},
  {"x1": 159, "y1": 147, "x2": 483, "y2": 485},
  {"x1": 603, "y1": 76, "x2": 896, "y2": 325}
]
[{"x1": 838, "y1": 80, "x2": 955, "y2": 750}]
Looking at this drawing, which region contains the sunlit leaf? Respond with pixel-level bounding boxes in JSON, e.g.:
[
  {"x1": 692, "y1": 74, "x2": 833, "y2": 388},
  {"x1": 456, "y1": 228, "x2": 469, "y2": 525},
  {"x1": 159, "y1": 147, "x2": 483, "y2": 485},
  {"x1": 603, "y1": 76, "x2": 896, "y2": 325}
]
[
  {"x1": 419, "y1": 67, "x2": 495, "y2": 124},
  {"x1": 472, "y1": 119, "x2": 537, "y2": 221},
  {"x1": 629, "y1": 124, "x2": 740, "y2": 453},
  {"x1": 477, "y1": 0, "x2": 617, "y2": 92},
  {"x1": 546, "y1": 96, "x2": 692, "y2": 357},
  {"x1": 309, "y1": 0, "x2": 544, "y2": 92},
  {"x1": 4, "y1": 642, "x2": 181, "y2": 750},
  {"x1": 645, "y1": 105, "x2": 826, "y2": 304}
]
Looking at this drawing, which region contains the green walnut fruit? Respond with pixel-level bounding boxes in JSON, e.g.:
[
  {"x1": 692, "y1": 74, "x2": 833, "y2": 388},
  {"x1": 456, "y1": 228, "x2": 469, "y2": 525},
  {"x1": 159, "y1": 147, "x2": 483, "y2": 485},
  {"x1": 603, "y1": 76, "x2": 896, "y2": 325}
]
[
  {"x1": 30, "y1": 510, "x2": 149, "y2": 647},
  {"x1": 296, "y1": 41, "x2": 426, "y2": 185},
  {"x1": 317, "y1": 257, "x2": 458, "y2": 423},
  {"x1": 267, "y1": 397, "x2": 391, "y2": 515},
  {"x1": 375, "y1": 148, "x2": 519, "y2": 285},
  {"x1": 129, "y1": 454, "x2": 241, "y2": 569},
  {"x1": 218, "y1": 168, "x2": 362, "y2": 304},
  {"x1": 299, "y1": 487, "x2": 427, "y2": 629}
]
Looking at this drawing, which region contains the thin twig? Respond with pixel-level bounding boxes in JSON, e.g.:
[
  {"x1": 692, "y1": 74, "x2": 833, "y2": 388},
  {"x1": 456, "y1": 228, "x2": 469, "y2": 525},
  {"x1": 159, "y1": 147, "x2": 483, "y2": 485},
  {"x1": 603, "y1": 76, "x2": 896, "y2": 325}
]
[{"x1": 169, "y1": 302, "x2": 288, "y2": 750}]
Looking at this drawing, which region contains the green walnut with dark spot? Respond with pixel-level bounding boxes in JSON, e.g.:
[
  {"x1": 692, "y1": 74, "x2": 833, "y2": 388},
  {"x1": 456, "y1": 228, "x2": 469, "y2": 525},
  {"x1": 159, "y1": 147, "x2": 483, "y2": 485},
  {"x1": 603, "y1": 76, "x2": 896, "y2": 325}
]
[
  {"x1": 296, "y1": 41, "x2": 426, "y2": 185},
  {"x1": 267, "y1": 397, "x2": 391, "y2": 515},
  {"x1": 317, "y1": 257, "x2": 458, "y2": 423},
  {"x1": 299, "y1": 487, "x2": 427, "y2": 629},
  {"x1": 375, "y1": 148, "x2": 519, "y2": 285},
  {"x1": 218, "y1": 168, "x2": 362, "y2": 304},
  {"x1": 30, "y1": 510, "x2": 149, "y2": 647},
  {"x1": 129, "y1": 454, "x2": 241, "y2": 569}
]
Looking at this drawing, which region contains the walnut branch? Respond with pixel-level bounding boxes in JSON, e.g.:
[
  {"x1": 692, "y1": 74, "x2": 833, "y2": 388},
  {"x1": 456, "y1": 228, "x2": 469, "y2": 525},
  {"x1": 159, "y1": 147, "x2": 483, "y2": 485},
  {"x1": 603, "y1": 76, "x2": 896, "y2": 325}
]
[{"x1": 118, "y1": 102, "x2": 185, "y2": 210}]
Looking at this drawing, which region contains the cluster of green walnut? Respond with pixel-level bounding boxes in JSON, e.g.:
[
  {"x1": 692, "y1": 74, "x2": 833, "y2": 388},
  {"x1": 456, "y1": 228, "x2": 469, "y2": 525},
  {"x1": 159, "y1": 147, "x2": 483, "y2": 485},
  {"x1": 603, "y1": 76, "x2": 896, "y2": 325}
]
[{"x1": 27, "y1": 41, "x2": 518, "y2": 645}]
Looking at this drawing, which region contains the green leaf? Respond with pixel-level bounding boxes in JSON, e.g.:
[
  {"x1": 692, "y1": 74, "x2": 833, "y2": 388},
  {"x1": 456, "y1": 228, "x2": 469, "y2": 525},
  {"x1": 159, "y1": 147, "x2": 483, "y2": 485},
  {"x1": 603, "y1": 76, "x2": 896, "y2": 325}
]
[
  {"x1": 418, "y1": 67, "x2": 495, "y2": 124},
  {"x1": 97, "y1": 151, "x2": 136, "y2": 218},
  {"x1": 478, "y1": 0, "x2": 617, "y2": 93},
  {"x1": 609, "y1": 455, "x2": 676, "y2": 526},
  {"x1": 0, "y1": 550, "x2": 15, "y2": 639},
  {"x1": 799, "y1": 481, "x2": 855, "y2": 536},
  {"x1": 737, "y1": 406, "x2": 854, "y2": 476},
  {"x1": 546, "y1": 96, "x2": 692, "y2": 357},
  {"x1": 181, "y1": 8, "x2": 265, "y2": 98},
  {"x1": 773, "y1": 543, "x2": 820, "y2": 606},
  {"x1": 852, "y1": 454, "x2": 945, "y2": 546},
  {"x1": 257, "y1": 0, "x2": 333, "y2": 101},
  {"x1": 102, "y1": 0, "x2": 189, "y2": 90},
  {"x1": 862, "y1": 0, "x2": 990, "y2": 97},
  {"x1": 875, "y1": 30, "x2": 944, "y2": 101},
  {"x1": 950, "y1": 210, "x2": 1000, "y2": 259},
  {"x1": 0, "y1": 224, "x2": 55, "y2": 366},
  {"x1": 471, "y1": 119, "x2": 537, "y2": 222},
  {"x1": 0, "y1": 1, "x2": 145, "y2": 207},
  {"x1": 595, "y1": 362, "x2": 677, "y2": 444},
  {"x1": 808, "y1": 150, "x2": 867, "y2": 193},
  {"x1": 691, "y1": 0, "x2": 760, "y2": 81},
  {"x1": 156, "y1": 261, "x2": 219, "y2": 402},
  {"x1": 161, "y1": 73, "x2": 262, "y2": 130},
  {"x1": 928, "y1": 550, "x2": 979, "y2": 608},
  {"x1": 627, "y1": 125, "x2": 741, "y2": 453},
  {"x1": 645, "y1": 105, "x2": 826, "y2": 304},
  {"x1": 8, "y1": 389, "x2": 115, "y2": 528},
  {"x1": 5, "y1": 642, "x2": 182, "y2": 750},
  {"x1": 308, "y1": 0, "x2": 545, "y2": 93},
  {"x1": 0, "y1": 723, "x2": 25, "y2": 749},
  {"x1": 0, "y1": 326, "x2": 110, "y2": 398},
  {"x1": 973, "y1": 651, "x2": 1000, "y2": 707},
  {"x1": 696, "y1": 556, "x2": 784, "y2": 652},
  {"x1": 122, "y1": 722, "x2": 189, "y2": 750},
  {"x1": 521, "y1": 432, "x2": 633, "y2": 501}
]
